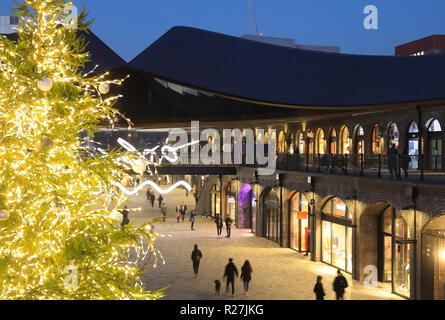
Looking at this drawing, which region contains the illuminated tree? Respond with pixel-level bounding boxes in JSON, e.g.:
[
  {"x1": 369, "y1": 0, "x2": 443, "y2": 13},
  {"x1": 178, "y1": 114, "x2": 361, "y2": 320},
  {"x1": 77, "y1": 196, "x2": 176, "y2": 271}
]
[{"x1": 0, "y1": 0, "x2": 162, "y2": 300}]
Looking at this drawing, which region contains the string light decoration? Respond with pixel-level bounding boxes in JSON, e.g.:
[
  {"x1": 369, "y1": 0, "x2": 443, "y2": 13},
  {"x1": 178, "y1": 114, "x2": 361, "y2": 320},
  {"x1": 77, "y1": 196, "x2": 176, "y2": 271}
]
[{"x1": 0, "y1": 0, "x2": 164, "y2": 300}]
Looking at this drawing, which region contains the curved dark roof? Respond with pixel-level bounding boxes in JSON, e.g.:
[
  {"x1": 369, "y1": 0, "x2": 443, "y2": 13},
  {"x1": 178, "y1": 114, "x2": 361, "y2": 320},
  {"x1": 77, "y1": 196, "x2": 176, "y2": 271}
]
[
  {"x1": 129, "y1": 26, "x2": 445, "y2": 108},
  {"x1": 3, "y1": 30, "x2": 126, "y2": 73}
]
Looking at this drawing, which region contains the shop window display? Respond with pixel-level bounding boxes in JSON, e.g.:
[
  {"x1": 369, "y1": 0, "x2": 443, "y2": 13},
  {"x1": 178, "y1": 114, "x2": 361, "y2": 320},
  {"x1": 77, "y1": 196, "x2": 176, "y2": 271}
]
[
  {"x1": 290, "y1": 192, "x2": 309, "y2": 252},
  {"x1": 321, "y1": 197, "x2": 352, "y2": 272}
]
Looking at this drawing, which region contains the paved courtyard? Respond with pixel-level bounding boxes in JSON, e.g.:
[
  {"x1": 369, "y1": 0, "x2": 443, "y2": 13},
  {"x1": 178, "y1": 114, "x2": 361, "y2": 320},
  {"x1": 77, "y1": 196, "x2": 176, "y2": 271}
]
[{"x1": 127, "y1": 186, "x2": 402, "y2": 300}]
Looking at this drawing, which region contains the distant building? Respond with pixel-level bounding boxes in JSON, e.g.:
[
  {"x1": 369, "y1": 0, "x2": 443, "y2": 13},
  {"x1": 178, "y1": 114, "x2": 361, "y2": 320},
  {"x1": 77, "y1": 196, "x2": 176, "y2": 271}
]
[
  {"x1": 241, "y1": 34, "x2": 340, "y2": 53},
  {"x1": 0, "y1": 16, "x2": 18, "y2": 34},
  {"x1": 395, "y1": 35, "x2": 445, "y2": 56}
]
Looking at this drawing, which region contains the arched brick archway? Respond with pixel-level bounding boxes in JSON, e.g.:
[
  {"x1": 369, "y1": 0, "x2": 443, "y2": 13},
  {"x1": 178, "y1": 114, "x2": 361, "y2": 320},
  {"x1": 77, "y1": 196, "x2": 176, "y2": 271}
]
[{"x1": 358, "y1": 202, "x2": 391, "y2": 281}]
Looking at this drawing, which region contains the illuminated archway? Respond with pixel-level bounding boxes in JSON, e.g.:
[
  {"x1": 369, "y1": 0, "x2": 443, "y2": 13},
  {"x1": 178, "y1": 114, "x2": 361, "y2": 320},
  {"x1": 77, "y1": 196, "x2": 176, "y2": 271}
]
[{"x1": 238, "y1": 183, "x2": 256, "y2": 229}]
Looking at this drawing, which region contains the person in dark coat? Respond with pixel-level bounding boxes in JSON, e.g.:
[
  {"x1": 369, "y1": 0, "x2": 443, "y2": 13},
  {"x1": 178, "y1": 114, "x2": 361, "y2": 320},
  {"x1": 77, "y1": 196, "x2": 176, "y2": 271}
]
[
  {"x1": 387, "y1": 144, "x2": 399, "y2": 180},
  {"x1": 158, "y1": 194, "x2": 163, "y2": 208},
  {"x1": 190, "y1": 209, "x2": 197, "y2": 230},
  {"x1": 191, "y1": 244, "x2": 202, "y2": 279},
  {"x1": 240, "y1": 260, "x2": 253, "y2": 296},
  {"x1": 160, "y1": 203, "x2": 168, "y2": 222},
  {"x1": 333, "y1": 269, "x2": 348, "y2": 300},
  {"x1": 146, "y1": 189, "x2": 152, "y2": 204},
  {"x1": 150, "y1": 193, "x2": 155, "y2": 207},
  {"x1": 223, "y1": 258, "x2": 239, "y2": 297},
  {"x1": 215, "y1": 214, "x2": 223, "y2": 236},
  {"x1": 314, "y1": 275, "x2": 326, "y2": 300},
  {"x1": 401, "y1": 148, "x2": 411, "y2": 179},
  {"x1": 180, "y1": 201, "x2": 187, "y2": 223},
  {"x1": 225, "y1": 216, "x2": 233, "y2": 238},
  {"x1": 120, "y1": 206, "x2": 130, "y2": 228}
]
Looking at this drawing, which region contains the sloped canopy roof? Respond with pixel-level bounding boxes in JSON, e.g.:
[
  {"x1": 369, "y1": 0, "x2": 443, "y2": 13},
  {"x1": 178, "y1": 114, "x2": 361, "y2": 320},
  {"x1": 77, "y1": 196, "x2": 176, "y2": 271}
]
[
  {"x1": 129, "y1": 26, "x2": 445, "y2": 108},
  {"x1": 3, "y1": 30, "x2": 126, "y2": 73}
]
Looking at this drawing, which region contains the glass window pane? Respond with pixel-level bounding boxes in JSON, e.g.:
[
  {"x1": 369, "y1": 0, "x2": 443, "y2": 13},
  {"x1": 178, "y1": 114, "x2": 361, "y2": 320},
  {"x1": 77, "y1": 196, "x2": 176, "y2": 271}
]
[
  {"x1": 332, "y1": 223, "x2": 346, "y2": 270},
  {"x1": 332, "y1": 197, "x2": 346, "y2": 218},
  {"x1": 347, "y1": 227, "x2": 352, "y2": 273},
  {"x1": 322, "y1": 221, "x2": 331, "y2": 264},
  {"x1": 394, "y1": 242, "x2": 411, "y2": 298}
]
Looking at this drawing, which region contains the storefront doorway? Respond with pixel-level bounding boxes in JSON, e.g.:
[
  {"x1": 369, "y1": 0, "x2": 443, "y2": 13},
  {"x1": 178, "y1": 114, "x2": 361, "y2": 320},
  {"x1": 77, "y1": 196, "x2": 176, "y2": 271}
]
[
  {"x1": 210, "y1": 184, "x2": 221, "y2": 216},
  {"x1": 263, "y1": 188, "x2": 280, "y2": 244},
  {"x1": 224, "y1": 182, "x2": 236, "y2": 221},
  {"x1": 321, "y1": 197, "x2": 352, "y2": 273},
  {"x1": 422, "y1": 214, "x2": 445, "y2": 300},
  {"x1": 289, "y1": 192, "x2": 309, "y2": 253},
  {"x1": 359, "y1": 203, "x2": 412, "y2": 298},
  {"x1": 426, "y1": 118, "x2": 442, "y2": 171}
]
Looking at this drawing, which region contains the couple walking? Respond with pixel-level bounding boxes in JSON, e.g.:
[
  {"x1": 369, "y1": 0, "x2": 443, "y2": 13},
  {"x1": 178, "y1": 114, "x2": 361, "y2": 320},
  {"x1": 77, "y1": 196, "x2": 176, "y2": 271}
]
[
  {"x1": 175, "y1": 201, "x2": 187, "y2": 223},
  {"x1": 223, "y1": 258, "x2": 253, "y2": 297},
  {"x1": 314, "y1": 270, "x2": 349, "y2": 300},
  {"x1": 215, "y1": 214, "x2": 233, "y2": 238}
]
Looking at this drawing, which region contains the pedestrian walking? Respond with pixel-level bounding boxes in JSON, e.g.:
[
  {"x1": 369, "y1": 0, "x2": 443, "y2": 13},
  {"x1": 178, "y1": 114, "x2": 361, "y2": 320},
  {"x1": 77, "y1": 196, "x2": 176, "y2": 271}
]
[
  {"x1": 190, "y1": 209, "x2": 197, "y2": 230},
  {"x1": 225, "y1": 216, "x2": 233, "y2": 238},
  {"x1": 160, "y1": 203, "x2": 168, "y2": 222},
  {"x1": 180, "y1": 201, "x2": 187, "y2": 223},
  {"x1": 401, "y1": 148, "x2": 411, "y2": 179},
  {"x1": 223, "y1": 258, "x2": 239, "y2": 297},
  {"x1": 175, "y1": 204, "x2": 181, "y2": 223},
  {"x1": 120, "y1": 206, "x2": 130, "y2": 228},
  {"x1": 215, "y1": 214, "x2": 223, "y2": 236},
  {"x1": 146, "y1": 188, "x2": 152, "y2": 203},
  {"x1": 150, "y1": 193, "x2": 155, "y2": 207},
  {"x1": 191, "y1": 244, "x2": 202, "y2": 279},
  {"x1": 333, "y1": 269, "x2": 348, "y2": 300},
  {"x1": 240, "y1": 260, "x2": 253, "y2": 296},
  {"x1": 158, "y1": 194, "x2": 163, "y2": 208},
  {"x1": 314, "y1": 275, "x2": 326, "y2": 300}
]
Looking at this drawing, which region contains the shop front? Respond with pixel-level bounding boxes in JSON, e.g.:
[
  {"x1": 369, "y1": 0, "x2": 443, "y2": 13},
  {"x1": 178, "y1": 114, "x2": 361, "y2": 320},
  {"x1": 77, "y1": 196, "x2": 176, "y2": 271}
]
[
  {"x1": 210, "y1": 184, "x2": 221, "y2": 216},
  {"x1": 379, "y1": 206, "x2": 412, "y2": 298},
  {"x1": 263, "y1": 188, "x2": 280, "y2": 244},
  {"x1": 422, "y1": 214, "x2": 445, "y2": 300},
  {"x1": 224, "y1": 182, "x2": 237, "y2": 221},
  {"x1": 289, "y1": 192, "x2": 309, "y2": 253},
  {"x1": 321, "y1": 197, "x2": 352, "y2": 273},
  {"x1": 238, "y1": 183, "x2": 256, "y2": 230}
]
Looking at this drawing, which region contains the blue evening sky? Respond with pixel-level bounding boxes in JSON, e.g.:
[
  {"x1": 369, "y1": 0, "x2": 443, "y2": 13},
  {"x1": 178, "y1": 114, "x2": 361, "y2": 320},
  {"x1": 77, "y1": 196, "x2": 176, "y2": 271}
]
[{"x1": 1, "y1": 0, "x2": 444, "y2": 61}]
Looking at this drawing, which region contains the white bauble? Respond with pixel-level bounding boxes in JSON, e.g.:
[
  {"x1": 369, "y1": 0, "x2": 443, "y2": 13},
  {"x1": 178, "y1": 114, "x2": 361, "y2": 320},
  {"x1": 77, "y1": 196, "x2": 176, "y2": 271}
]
[
  {"x1": 99, "y1": 83, "x2": 110, "y2": 94},
  {"x1": 131, "y1": 158, "x2": 147, "y2": 175},
  {"x1": 0, "y1": 210, "x2": 9, "y2": 221},
  {"x1": 37, "y1": 77, "x2": 53, "y2": 92}
]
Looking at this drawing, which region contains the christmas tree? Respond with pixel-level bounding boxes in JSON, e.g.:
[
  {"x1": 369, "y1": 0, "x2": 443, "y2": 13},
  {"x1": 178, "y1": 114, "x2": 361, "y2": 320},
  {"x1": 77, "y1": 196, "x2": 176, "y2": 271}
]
[{"x1": 0, "y1": 0, "x2": 162, "y2": 300}]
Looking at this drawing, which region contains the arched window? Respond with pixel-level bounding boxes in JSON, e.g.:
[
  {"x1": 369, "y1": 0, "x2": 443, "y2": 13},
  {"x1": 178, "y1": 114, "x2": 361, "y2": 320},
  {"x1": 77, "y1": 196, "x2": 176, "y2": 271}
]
[
  {"x1": 329, "y1": 128, "x2": 337, "y2": 154},
  {"x1": 278, "y1": 131, "x2": 286, "y2": 153},
  {"x1": 426, "y1": 118, "x2": 442, "y2": 132},
  {"x1": 297, "y1": 131, "x2": 305, "y2": 154},
  {"x1": 340, "y1": 126, "x2": 351, "y2": 154},
  {"x1": 307, "y1": 130, "x2": 314, "y2": 156},
  {"x1": 372, "y1": 124, "x2": 383, "y2": 154},
  {"x1": 355, "y1": 125, "x2": 365, "y2": 156},
  {"x1": 315, "y1": 129, "x2": 325, "y2": 154},
  {"x1": 321, "y1": 197, "x2": 352, "y2": 272},
  {"x1": 388, "y1": 122, "x2": 400, "y2": 149},
  {"x1": 288, "y1": 133, "x2": 295, "y2": 154},
  {"x1": 408, "y1": 121, "x2": 419, "y2": 169},
  {"x1": 426, "y1": 118, "x2": 442, "y2": 170}
]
